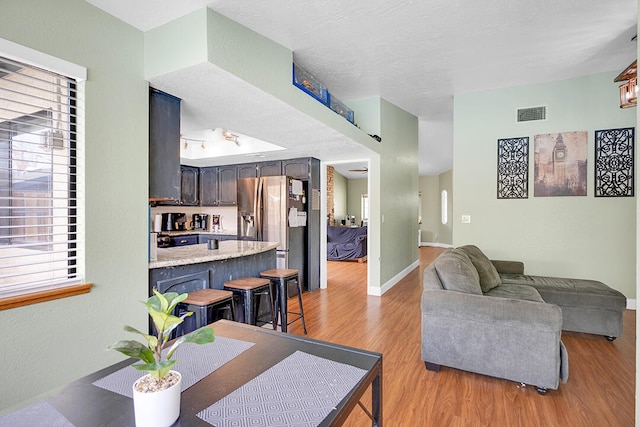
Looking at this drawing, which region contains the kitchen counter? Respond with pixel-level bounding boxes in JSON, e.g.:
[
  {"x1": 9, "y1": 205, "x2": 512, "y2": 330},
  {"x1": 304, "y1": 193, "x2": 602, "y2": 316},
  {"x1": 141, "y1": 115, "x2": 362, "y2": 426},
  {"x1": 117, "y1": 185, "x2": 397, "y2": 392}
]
[
  {"x1": 149, "y1": 240, "x2": 279, "y2": 269},
  {"x1": 157, "y1": 230, "x2": 235, "y2": 236}
]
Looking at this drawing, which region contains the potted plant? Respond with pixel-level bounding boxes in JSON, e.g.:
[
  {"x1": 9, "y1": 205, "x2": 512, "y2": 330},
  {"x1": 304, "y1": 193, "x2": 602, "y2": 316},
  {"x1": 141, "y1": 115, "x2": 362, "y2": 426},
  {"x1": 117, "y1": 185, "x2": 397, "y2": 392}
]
[{"x1": 109, "y1": 289, "x2": 215, "y2": 427}]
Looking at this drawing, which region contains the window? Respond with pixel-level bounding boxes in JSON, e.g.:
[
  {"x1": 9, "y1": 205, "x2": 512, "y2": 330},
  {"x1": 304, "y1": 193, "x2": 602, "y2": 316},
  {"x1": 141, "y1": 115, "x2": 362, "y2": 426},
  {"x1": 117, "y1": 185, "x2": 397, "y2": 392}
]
[
  {"x1": 361, "y1": 194, "x2": 368, "y2": 226},
  {"x1": 0, "y1": 53, "x2": 84, "y2": 302},
  {"x1": 441, "y1": 190, "x2": 448, "y2": 225}
]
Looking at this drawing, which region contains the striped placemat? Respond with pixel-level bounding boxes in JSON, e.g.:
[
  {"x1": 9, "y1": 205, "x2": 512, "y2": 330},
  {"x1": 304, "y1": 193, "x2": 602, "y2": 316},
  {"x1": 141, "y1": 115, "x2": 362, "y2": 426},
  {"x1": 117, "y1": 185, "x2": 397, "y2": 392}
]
[
  {"x1": 0, "y1": 401, "x2": 74, "y2": 427},
  {"x1": 198, "y1": 351, "x2": 367, "y2": 427},
  {"x1": 93, "y1": 336, "x2": 254, "y2": 398}
]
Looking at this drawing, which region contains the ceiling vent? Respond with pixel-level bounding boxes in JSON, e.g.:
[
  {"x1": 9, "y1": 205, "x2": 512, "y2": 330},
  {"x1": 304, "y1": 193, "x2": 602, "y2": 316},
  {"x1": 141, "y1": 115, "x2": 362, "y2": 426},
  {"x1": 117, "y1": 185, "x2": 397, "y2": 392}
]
[{"x1": 517, "y1": 106, "x2": 546, "y2": 122}]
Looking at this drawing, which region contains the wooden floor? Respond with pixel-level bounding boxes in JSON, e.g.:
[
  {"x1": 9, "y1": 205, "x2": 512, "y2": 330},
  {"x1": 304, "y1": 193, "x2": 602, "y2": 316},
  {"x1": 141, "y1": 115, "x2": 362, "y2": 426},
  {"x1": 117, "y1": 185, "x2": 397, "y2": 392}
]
[{"x1": 285, "y1": 247, "x2": 636, "y2": 426}]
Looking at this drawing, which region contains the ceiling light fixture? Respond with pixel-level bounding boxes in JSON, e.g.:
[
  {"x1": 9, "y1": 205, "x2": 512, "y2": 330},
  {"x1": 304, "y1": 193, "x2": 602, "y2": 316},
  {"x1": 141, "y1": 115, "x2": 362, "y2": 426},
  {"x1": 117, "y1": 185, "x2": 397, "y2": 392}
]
[
  {"x1": 180, "y1": 134, "x2": 207, "y2": 150},
  {"x1": 222, "y1": 130, "x2": 240, "y2": 146},
  {"x1": 614, "y1": 60, "x2": 638, "y2": 109}
]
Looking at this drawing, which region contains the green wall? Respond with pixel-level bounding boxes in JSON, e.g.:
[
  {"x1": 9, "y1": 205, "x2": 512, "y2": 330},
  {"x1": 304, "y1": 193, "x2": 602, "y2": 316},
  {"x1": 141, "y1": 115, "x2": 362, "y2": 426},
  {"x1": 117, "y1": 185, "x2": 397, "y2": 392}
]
[
  {"x1": 419, "y1": 171, "x2": 453, "y2": 245},
  {"x1": 348, "y1": 178, "x2": 368, "y2": 225},
  {"x1": 145, "y1": 11, "x2": 420, "y2": 293},
  {"x1": 0, "y1": 1, "x2": 421, "y2": 410},
  {"x1": 0, "y1": 0, "x2": 148, "y2": 411},
  {"x1": 439, "y1": 170, "x2": 453, "y2": 244},
  {"x1": 333, "y1": 170, "x2": 348, "y2": 221},
  {"x1": 419, "y1": 175, "x2": 440, "y2": 243},
  {"x1": 453, "y1": 72, "x2": 636, "y2": 299},
  {"x1": 378, "y1": 99, "x2": 420, "y2": 289}
]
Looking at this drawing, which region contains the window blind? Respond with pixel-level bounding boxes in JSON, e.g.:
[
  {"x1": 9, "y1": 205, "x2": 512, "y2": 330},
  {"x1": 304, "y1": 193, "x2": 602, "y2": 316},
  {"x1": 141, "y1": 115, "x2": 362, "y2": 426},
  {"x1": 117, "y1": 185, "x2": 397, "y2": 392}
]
[{"x1": 0, "y1": 55, "x2": 80, "y2": 298}]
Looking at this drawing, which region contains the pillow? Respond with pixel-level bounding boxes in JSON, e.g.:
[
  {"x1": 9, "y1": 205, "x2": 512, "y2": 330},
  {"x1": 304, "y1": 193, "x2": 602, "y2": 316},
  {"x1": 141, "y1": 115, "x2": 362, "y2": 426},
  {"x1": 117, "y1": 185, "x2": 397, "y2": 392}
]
[
  {"x1": 434, "y1": 248, "x2": 482, "y2": 295},
  {"x1": 459, "y1": 245, "x2": 502, "y2": 293}
]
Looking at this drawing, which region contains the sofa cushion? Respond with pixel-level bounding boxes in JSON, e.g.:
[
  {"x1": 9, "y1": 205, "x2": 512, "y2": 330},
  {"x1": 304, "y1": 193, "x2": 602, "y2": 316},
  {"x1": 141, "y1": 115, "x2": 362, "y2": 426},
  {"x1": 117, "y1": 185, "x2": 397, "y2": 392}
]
[
  {"x1": 434, "y1": 248, "x2": 482, "y2": 295},
  {"x1": 484, "y1": 284, "x2": 545, "y2": 303},
  {"x1": 500, "y1": 274, "x2": 626, "y2": 311},
  {"x1": 459, "y1": 245, "x2": 502, "y2": 293}
]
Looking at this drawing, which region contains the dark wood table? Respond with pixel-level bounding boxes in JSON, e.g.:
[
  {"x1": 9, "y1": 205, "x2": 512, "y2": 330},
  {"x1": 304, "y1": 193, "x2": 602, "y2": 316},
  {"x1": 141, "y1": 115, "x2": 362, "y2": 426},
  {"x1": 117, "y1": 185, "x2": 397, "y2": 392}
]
[{"x1": 49, "y1": 320, "x2": 382, "y2": 426}]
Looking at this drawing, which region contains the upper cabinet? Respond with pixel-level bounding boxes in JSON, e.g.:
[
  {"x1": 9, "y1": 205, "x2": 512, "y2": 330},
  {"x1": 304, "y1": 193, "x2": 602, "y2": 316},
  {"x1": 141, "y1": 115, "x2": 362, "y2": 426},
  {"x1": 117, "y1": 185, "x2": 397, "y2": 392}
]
[
  {"x1": 218, "y1": 165, "x2": 237, "y2": 206},
  {"x1": 200, "y1": 165, "x2": 237, "y2": 206},
  {"x1": 180, "y1": 165, "x2": 199, "y2": 206},
  {"x1": 149, "y1": 88, "x2": 181, "y2": 201},
  {"x1": 257, "y1": 161, "x2": 282, "y2": 177},
  {"x1": 199, "y1": 167, "x2": 219, "y2": 206},
  {"x1": 237, "y1": 163, "x2": 257, "y2": 179},
  {"x1": 282, "y1": 158, "x2": 311, "y2": 180}
]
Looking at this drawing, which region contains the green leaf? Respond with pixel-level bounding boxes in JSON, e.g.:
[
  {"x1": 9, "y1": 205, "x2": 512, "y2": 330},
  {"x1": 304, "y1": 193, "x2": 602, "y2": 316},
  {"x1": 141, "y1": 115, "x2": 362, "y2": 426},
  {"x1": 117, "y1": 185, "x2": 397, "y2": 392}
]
[
  {"x1": 123, "y1": 325, "x2": 158, "y2": 349},
  {"x1": 165, "y1": 292, "x2": 188, "y2": 313},
  {"x1": 163, "y1": 311, "x2": 194, "y2": 342},
  {"x1": 166, "y1": 327, "x2": 214, "y2": 360},
  {"x1": 148, "y1": 306, "x2": 184, "y2": 335},
  {"x1": 132, "y1": 360, "x2": 177, "y2": 380},
  {"x1": 109, "y1": 340, "x2": 155, "y2": 364}
]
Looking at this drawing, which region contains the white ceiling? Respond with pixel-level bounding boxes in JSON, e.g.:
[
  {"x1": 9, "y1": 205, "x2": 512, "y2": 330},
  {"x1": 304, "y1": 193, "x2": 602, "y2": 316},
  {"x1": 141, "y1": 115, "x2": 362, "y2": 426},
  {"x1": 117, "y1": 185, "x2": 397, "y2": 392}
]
[{"x1": 86, "y1": 0, "x2": 637, "y2": 176}]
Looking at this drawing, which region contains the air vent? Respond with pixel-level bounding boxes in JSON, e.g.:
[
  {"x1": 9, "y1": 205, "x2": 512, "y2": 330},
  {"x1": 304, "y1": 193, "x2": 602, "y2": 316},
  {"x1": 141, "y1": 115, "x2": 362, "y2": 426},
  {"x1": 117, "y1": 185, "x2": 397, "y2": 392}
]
[{"x1": 517, "y1": 106, "x2": 546, "y2": 122}]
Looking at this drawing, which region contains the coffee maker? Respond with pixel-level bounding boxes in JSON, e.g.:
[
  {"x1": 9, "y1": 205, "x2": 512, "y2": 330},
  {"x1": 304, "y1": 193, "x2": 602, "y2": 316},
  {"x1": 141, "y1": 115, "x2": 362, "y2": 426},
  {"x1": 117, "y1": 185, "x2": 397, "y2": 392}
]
[{"x1": 192, "y1": 213, "x2": 209, "y2": 230}]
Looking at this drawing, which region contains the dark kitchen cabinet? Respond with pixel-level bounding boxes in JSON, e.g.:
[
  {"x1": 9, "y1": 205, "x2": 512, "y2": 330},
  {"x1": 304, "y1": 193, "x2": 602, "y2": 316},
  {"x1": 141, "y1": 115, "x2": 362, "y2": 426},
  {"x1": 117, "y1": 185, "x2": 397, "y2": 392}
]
[
  {"x1": 173, "y1": 234, "x2": 199, "y2": 246},
  {"x1": 218, "y1": 165, "x2": 237, "y2": 205},
  {"x1": 180, "y1": 165, "x2": 199, "y2": 206},
  {"x1": 282, "y1": 158, "x2": 311, "y2": 180},
  {"x1": 149, "y1": 88, "x2": 181, "y2": 201},
  {"x1": 236, "y1": 163, "x2": 257, "y2": 178},
  {"x1": 199, "y1": 167, "x2": 219, "y2": 206},
  {"x1": 257, "y1": 161, "x2": 282, "y2": 177},
  {"x1": 200, "y1": 166, "x2": 237, "y2": 206}
]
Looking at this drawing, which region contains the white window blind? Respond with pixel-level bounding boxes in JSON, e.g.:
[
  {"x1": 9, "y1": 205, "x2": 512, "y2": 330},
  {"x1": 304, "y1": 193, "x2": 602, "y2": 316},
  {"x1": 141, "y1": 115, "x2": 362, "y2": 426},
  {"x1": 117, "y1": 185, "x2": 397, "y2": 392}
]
[{"x1": 0, "y1": 55, "x2": 81, "y2": 298}]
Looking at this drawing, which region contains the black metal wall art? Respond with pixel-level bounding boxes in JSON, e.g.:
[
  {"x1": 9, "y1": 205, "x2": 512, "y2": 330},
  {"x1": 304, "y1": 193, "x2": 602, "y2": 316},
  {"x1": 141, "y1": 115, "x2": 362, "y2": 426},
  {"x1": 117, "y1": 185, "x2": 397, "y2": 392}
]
[
  {"x1": 497, "y1": 137, "x2": 529, "y2": 199},
  {"x1": 594, "y1": 127, "x2": 634, "y2": 197}
]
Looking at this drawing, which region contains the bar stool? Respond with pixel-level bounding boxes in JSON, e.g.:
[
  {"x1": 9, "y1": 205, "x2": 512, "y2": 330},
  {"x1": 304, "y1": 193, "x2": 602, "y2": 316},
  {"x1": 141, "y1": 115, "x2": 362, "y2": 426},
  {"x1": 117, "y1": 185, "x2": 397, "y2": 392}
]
[
  {"x1": 174, "y1": 289, "x2": 234, "y2": 338},
  {"x1": 223, "y1": 277, "x2": 275, "y2": 327},
  {"x1": 260, "y1": 268, "x2": 307, "y2": 334}
]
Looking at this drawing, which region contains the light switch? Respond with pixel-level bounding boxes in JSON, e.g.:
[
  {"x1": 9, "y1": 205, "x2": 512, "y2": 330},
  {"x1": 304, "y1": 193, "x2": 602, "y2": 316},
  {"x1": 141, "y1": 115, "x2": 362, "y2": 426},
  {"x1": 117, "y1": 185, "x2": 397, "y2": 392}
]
[{"x1": 461, "y1": 215, "x2": 471, "y2": 224}]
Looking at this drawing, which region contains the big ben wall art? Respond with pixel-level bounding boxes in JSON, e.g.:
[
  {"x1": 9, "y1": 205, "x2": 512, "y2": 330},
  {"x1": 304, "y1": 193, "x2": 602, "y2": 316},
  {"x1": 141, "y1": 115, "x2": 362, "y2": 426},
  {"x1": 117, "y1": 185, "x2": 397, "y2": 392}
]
[{"x1": 534, "y1": 131, "x2": 588, "y2": 197}]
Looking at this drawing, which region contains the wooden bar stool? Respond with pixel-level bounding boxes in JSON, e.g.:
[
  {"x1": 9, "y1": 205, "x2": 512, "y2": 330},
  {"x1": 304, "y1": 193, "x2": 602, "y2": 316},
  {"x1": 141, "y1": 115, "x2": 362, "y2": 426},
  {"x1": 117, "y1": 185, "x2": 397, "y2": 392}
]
[
  {"x1": 176, "y1": 289, "x2": 235, "y2": 334},
  {"x1": 260, "y1": 268, "x2": 307, "y2": 334},
  {"x1": 223, "y1": 277, "x2": 275, "y2": 327}
]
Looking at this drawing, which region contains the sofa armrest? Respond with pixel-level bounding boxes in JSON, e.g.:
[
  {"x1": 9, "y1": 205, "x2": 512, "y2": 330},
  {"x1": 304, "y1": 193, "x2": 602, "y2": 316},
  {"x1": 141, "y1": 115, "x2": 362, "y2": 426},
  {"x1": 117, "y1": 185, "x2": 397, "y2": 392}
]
[
  {"x1": 421, "y1": 289, "x2": 561, "y2": 331},
  {"x1": 491, "y1": 260, "x2": 524, "y2": 275},
  {"x1": 421, "y1": 288, "x2": 564, "y2": 389}
]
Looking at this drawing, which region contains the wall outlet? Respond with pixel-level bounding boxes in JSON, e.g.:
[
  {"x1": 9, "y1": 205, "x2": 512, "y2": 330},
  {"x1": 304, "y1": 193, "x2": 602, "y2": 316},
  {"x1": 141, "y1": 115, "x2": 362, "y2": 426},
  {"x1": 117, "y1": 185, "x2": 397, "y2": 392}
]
[{"x1": 461, "y1": 215, "x2": 471, "y2": 224}]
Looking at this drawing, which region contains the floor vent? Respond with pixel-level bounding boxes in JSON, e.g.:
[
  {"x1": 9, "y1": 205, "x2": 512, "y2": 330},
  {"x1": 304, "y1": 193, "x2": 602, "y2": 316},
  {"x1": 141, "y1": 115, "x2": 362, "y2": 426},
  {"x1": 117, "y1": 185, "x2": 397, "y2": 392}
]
[{"x1": 517, "y1": 106, "x2": 546, "y2": 122}]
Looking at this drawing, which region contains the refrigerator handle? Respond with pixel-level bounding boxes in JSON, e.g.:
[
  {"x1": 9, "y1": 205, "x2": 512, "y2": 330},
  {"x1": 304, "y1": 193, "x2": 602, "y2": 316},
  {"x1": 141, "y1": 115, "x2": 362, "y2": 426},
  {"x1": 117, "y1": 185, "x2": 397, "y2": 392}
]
[{"x1": 256, "y1": 177, "x2": 263, "y2": 241}]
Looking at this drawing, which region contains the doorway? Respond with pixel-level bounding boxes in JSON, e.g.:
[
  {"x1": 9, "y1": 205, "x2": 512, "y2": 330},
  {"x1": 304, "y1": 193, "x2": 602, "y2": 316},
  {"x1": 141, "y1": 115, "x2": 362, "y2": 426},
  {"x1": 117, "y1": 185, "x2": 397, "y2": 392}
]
[{"x1": 322, "y1": 159, "x2": 370, "y2": 290}]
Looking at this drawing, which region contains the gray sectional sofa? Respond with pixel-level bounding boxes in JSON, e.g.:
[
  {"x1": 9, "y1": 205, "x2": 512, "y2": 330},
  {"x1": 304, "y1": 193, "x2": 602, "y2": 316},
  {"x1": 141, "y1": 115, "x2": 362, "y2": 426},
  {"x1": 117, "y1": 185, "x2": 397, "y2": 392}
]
[{"x1": 421, "y1": 245, "x2": 626, "y2": 394}]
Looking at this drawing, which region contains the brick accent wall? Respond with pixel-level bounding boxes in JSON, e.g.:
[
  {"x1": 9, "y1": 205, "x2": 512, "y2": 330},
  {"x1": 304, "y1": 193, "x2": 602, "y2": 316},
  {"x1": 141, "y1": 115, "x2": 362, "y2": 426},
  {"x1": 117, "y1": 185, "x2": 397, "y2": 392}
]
[{"x1": 327, "y1": 166, "x2": 335, "y2": 226}]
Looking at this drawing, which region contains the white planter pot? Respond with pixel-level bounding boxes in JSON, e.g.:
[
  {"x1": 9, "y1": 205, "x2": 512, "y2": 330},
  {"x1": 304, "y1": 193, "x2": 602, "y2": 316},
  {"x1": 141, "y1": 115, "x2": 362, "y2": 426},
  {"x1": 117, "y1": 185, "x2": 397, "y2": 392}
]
[{"x1": 132, "y1": 371, "x2": 182, "y2": 427}]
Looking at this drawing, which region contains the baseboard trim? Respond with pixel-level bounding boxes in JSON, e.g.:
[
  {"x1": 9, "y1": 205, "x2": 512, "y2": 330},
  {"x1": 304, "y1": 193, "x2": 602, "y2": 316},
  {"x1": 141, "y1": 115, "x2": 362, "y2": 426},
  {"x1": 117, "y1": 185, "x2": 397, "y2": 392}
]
[
  {"x1": 369, "y1": 259, "x2": 420, "y2": 296},
  {"x1": 626, "y1": 299, "x2": 636, "y2": 310}
]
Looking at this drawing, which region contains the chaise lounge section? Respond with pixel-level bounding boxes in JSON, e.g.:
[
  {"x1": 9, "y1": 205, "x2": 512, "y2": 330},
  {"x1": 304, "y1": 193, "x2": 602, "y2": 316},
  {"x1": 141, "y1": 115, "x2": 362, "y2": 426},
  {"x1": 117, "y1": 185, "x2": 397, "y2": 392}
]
[
  {"x1": 421, "y1": 244, "x2": 627, "y2": 393},
  {"x1": 422, "y1": 246, "x2": 568, "y2": 393},
  {"x1": 496, "y1": 263, "x2": 626, "y2": 340}
]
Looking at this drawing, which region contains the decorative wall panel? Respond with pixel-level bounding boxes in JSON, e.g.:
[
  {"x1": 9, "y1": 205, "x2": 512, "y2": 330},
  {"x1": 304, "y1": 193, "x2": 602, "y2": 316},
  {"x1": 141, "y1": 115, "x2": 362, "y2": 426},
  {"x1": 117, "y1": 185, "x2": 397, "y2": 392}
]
[
  {"x1": 594, "y1": 127, "x2": 634, "y2": 197},
  {"x1": 497, "y1": 137, "x2": 529, "y2": 199}
]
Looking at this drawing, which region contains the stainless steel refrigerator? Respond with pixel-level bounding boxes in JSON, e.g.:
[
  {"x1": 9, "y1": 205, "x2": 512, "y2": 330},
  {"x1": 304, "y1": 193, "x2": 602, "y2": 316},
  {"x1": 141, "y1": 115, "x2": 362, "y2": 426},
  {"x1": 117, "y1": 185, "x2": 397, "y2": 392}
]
[{"x1": 237, "y1": 175, "x2": 307, "y2": 291}]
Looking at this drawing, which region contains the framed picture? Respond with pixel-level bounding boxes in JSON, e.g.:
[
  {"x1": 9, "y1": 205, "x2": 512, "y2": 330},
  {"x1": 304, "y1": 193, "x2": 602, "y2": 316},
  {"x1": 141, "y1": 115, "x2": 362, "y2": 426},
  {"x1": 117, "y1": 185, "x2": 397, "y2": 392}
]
[
  {"x1": 534, "y1": 131, "x2": 588, "y2": 197},
  {"x1": 594, "y1": 127, "x2": 634, "y2": 197},
  {"x1": 497, "y1": 137, "x2": 529, "y2": 199}
]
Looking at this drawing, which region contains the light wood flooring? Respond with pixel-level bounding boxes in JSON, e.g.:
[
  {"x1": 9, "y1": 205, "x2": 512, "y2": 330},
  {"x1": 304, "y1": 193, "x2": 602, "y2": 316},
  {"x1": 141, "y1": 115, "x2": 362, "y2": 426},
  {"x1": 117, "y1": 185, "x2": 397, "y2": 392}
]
[{"x1": 285, "y1": 247, "x2": 636, "y2": 426}]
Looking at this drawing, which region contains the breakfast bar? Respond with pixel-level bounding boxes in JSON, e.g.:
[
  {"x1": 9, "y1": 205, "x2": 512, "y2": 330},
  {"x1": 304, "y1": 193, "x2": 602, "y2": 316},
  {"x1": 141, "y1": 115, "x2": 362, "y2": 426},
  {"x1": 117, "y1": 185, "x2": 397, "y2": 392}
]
[{"x1": 149, "y1": 241, "x2": 279, "y2": 323}]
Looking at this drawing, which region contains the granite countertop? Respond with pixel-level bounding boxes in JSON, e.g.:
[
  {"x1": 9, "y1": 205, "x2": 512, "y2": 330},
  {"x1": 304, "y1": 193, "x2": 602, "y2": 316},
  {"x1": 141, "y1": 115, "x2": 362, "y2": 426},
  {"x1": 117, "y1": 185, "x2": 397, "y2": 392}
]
[
  {"x1": 149, "y1": 240, "x2": 279, "y2": 269},
  {"x1": 156, "y1": 230, "x2": 236, "y2": 236}
]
